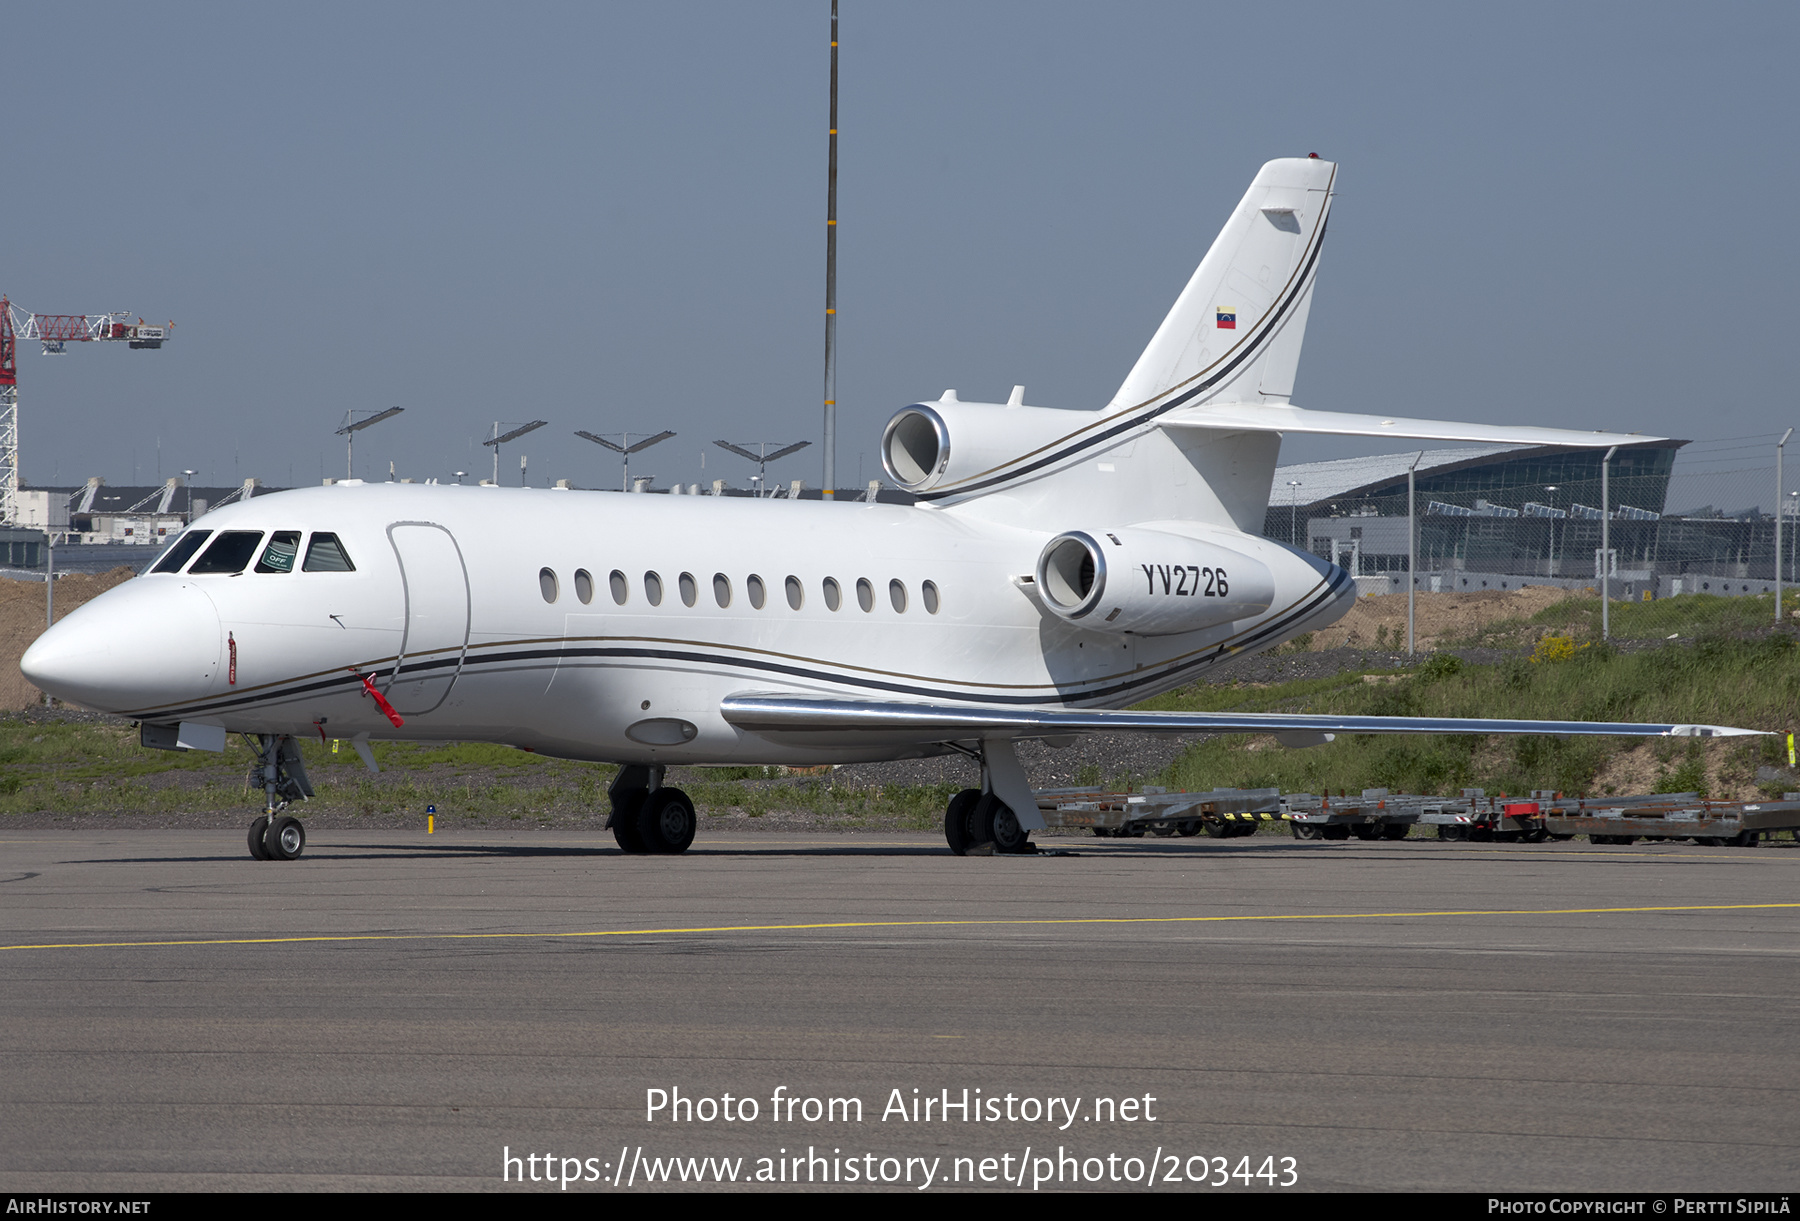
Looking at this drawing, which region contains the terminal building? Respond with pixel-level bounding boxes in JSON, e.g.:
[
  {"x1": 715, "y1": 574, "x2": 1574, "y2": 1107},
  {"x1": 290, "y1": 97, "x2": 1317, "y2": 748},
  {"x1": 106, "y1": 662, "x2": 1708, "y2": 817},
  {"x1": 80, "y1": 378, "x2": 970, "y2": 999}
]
[
  {"x1": 1266, "y1": 440, "x2": 1797, "y2": 599},
  {"x1": 2, "y1": 477, "x2": 273, "y2": 573}
]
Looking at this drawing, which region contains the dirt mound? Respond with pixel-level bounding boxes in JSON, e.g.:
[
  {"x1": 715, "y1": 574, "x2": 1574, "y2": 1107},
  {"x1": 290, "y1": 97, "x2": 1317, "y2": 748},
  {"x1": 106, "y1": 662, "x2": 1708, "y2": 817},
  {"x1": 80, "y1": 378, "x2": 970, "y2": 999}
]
[
  {"x1": 1, "y1": 568, "x2": 136, "y2": 709},
  {"x1": 1308, "y1": 587, "x2": 1583, "y2": 651}
]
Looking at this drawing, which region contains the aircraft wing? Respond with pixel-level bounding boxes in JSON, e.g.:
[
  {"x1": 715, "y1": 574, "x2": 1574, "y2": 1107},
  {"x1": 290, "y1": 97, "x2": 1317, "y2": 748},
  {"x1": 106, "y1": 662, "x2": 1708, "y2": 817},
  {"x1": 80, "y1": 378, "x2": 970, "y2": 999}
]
[
  {"x1": 719, "y1": 693, "x2": 1757, "y2": 747},
  {"x1": 1159, "y1": 402, "x2": 1663, "y2": 449}
]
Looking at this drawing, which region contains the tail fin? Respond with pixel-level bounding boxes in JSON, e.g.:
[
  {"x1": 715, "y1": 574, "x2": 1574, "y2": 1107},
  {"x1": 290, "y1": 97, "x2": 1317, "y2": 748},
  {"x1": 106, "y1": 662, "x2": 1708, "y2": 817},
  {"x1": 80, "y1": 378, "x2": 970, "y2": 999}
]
[{"x1": 1105, "y1": 157, "x2": 1335, "y2": 415}]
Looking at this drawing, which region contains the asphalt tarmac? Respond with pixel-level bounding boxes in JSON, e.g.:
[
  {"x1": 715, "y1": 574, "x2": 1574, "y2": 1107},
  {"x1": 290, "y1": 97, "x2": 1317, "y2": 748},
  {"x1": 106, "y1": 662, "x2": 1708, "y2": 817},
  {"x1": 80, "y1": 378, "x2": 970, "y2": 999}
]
[{"x1": 1, "y1": 827, "x2": 1796, "y2": 1193}]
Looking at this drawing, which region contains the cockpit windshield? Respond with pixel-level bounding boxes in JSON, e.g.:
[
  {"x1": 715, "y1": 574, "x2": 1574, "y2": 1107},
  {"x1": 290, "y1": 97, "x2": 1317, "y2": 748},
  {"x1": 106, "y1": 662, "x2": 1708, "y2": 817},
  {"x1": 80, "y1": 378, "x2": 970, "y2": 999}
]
[
  {"x1": 149, "y1": 529, "x2": 212, "y2": 574},
  {"x1": 303, "y1": 533, "x2": 356, "y2": 572},
  {"x1": 254, "y1": 531, "x2": 302, "y2": 574},
  {"x1": 188, "y1": 531, "x2": 266, "y2": 575},
  {"x1": 148, "y1": 528, "x2": 356, "y2": 575}
]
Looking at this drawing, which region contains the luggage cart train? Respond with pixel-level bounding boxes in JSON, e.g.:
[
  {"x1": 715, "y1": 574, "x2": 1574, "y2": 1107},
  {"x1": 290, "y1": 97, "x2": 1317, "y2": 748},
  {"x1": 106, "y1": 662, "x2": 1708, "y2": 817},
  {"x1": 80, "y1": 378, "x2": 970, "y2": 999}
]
[{"x1": 1037, "y1": 786, "x2": 1800, "y2": 847}]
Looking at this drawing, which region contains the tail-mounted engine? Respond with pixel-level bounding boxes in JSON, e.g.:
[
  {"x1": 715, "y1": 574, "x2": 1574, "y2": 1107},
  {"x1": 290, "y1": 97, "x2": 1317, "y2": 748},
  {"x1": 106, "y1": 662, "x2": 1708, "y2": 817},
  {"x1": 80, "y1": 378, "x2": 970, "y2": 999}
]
[
  {"x1": 1035, "y1": 526, "x2": 1275, "y2": 636},
  {"x1": 881, "y1": 400, "x2": 1089, "y2": 495}
]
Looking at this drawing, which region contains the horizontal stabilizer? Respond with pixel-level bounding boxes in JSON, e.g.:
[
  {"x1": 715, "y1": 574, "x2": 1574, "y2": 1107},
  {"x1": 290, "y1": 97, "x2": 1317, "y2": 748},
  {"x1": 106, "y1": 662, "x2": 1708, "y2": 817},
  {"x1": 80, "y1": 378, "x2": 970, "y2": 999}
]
[
  {"x1": 1159, "y1": 402, "x2": 1664, "y2": 449},
  {"x1": 721, "y1": 694, "x2": 1756, "y2": 747}
]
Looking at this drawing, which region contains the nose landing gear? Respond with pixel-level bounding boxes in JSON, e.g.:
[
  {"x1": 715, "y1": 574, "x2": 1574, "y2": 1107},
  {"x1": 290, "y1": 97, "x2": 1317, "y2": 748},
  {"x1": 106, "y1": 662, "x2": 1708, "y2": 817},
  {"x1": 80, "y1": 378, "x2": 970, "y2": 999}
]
[{"x1": 244, "y1": 734, "x2": 314, "y2": 861}]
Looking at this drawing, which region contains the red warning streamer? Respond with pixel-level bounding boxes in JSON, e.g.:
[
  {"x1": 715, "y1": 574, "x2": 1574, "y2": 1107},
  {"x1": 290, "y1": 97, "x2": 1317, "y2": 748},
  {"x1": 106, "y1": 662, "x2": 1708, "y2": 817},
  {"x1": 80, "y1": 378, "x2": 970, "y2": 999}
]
[{"x1": 353, "y1": 670, "x2": 405, "y2": 728}]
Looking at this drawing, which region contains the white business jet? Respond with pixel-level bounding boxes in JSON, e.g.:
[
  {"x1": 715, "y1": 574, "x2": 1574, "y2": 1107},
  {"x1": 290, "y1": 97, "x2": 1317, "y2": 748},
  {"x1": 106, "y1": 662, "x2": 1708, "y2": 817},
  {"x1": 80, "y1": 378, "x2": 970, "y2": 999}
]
[{"x1": 20, "y1": 157, "x2": 1754, "y2": 861}]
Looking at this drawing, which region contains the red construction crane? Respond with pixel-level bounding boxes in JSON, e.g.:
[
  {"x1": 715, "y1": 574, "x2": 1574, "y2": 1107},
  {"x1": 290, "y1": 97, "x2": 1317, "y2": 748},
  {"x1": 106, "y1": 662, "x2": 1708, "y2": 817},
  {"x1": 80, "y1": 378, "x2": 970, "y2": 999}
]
[{"x1": 0, "y1": 296, "x2": 174, "y2": 526}]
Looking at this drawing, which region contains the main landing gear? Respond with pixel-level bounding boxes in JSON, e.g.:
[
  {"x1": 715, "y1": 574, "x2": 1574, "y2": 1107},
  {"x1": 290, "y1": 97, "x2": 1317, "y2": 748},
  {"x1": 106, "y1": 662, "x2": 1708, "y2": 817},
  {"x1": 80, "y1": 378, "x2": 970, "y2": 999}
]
[
  {"x1": 942, "y1": 740, "x2": 1041, "y2": 856},
  {"x1": 607, "y1": 764, "x2": 697, "y2": 855},
  {"x1": 943, "y1": 788, "x2": 1033, "y2": 855},
  {"x1": 244, "y1": 734, "x2": 315, "y2": 861}
]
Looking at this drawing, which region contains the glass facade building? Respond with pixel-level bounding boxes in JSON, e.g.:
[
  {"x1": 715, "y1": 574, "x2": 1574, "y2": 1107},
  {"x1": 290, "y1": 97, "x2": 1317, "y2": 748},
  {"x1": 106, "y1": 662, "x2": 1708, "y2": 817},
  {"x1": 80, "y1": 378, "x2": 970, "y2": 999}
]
[{"x1": 1261, "y1": 442, "x2": 1800, "y2": 585}]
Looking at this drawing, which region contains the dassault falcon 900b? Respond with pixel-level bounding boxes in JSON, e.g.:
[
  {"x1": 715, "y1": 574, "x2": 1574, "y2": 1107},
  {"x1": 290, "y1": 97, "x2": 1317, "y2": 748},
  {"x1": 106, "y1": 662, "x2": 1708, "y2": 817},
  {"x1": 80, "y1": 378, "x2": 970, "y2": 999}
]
[{"x1": 21, "y1": 157, "x2": 1754, "y2": 860}]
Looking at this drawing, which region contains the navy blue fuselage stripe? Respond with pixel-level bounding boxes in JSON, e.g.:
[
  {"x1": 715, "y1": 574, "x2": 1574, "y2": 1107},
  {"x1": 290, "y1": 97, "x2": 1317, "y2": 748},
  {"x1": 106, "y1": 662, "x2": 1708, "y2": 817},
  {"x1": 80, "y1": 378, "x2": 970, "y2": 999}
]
[
  {"x1": 125, "y1": 570, "x2": 1348, "y2": 722},
  {"x1": 916, "y1": 210, "x2": 1329, "y2": 502}
]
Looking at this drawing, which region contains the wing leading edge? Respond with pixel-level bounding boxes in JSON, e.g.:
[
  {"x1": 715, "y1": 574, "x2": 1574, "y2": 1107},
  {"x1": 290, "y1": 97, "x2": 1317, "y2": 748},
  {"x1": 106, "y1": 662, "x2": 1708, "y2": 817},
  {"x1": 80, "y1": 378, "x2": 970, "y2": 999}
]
[{"x1": 720, "y1": 693, "x2": 1758, "y2": 748}]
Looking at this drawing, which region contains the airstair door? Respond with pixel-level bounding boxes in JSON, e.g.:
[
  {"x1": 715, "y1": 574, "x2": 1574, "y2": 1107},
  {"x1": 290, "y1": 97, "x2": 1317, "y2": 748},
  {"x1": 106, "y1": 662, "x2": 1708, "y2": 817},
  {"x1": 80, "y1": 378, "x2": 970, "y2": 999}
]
[{"x1": 385, "y1": 522, "x2": 471, "y2": 715}]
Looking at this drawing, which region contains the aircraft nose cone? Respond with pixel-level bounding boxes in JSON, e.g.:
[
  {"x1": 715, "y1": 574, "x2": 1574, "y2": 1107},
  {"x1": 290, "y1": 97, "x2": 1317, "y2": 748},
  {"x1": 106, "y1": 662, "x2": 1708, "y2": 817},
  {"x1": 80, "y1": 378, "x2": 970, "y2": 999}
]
[{"x1": 20, "y1": 578, "x2": 223, "y2": 713}]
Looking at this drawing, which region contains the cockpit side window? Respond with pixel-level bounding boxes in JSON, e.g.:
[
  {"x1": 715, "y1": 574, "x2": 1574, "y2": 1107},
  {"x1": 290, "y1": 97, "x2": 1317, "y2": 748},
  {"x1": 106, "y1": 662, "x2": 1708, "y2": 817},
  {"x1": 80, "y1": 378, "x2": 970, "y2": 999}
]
[
  {"x1": 150, "y1": 529, "x2": 212, "y2": 574},
  {"x1": 254, "y1": 531, "x2": 302, "y2": 574},
  {"x1": 189, "y1": 531, "x2": 266, "y2": 575},
  {"x1": 302, "y1": 533, "x2": 357, "y2": 572}
]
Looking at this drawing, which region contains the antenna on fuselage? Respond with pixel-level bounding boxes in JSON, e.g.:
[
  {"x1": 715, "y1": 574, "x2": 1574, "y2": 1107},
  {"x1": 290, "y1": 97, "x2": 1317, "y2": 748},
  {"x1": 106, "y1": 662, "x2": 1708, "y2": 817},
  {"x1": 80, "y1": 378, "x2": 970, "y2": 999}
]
[
  {"x1": 576, "y1": 429, "x2": 675, "y2": 492},
  {"x1": 483, "y1": 420, "x2": 547, "y2": 484}
]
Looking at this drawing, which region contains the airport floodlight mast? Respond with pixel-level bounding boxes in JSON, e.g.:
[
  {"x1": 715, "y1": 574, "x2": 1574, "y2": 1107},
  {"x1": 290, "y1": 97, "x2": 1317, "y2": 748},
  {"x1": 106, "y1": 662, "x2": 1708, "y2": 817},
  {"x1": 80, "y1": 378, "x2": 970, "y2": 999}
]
[
  {"x1": 483, "y1": 420, "x2": 548, "y2": 485},
  {"x1": 0, "y1": 296, "x2": 174, "y2": 526},
  {"x1": 334, "y1": 407, "x2": 404, "y2": 480},
  {"x1": 821, "y1": 0, "x2": 840, "y2": 498},
  {"x1": 715, "y1": 440, "x2": 812, "y2": 495},
  {"x1": 575, "y1": 429, "x2": 675, "y2": 491}
]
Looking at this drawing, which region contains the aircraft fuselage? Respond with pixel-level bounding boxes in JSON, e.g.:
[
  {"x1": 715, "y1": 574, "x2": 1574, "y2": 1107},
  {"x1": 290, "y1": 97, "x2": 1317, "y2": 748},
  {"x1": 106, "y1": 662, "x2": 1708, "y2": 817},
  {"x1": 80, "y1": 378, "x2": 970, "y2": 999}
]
[{"x1": 23, "y1": 481, "x2": 1354, "y2": 765}]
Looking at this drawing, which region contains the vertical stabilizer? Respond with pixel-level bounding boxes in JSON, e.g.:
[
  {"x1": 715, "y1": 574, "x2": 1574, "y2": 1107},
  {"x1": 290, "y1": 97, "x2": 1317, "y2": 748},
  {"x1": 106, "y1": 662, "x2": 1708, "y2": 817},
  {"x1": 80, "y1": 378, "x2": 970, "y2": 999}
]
[{"x1": 1105, "y1": 158, "x2": 1335, "y2": 415}]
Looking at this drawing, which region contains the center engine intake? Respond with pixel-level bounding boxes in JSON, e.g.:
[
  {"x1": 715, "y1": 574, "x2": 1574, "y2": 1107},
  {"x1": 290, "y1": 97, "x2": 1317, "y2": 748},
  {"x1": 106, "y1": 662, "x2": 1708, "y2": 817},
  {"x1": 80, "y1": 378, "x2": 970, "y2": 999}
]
[{"x1": 1035, "y1": 526, "x2": 1275, "y2": 635}]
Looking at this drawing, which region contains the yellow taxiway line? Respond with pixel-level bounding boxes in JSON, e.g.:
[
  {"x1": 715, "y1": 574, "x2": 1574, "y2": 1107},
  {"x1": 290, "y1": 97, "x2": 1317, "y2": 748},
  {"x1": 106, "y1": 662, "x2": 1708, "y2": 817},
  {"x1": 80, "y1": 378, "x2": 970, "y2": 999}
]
[{"x1": 4, "y1": 901, "x2": 1797, "y2": 953}]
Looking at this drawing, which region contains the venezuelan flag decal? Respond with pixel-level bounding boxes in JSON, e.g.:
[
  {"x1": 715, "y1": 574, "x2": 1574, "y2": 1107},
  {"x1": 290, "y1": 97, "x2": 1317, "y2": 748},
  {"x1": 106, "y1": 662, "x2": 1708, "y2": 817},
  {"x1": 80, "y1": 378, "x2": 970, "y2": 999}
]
[{"x1": 1216, "y1": 307, "x2": 1236, "y2": 330}]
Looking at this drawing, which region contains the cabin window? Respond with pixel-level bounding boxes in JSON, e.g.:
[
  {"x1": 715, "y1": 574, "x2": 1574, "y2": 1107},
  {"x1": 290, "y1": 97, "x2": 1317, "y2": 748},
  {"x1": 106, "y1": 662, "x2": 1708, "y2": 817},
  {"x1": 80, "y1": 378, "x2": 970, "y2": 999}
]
[
  {"x1": 539, "y1": 568, "x2": 559, "y2": 603},
  {"x1": 856, "y1": 577, "x2": 875, "y2": 613},
  {"x1": 302, "y1": 533, "x2": 357, "y2": 572},
  {"x1": 644, "y1": 571, "x2": 664, "y2": 606},
  {"x1": 746, "y1": 574, "x2": 766, "y2": 609},
  {"x1": 150, "y1": 529, "x2": 212, "y2": 574},
  {"x1": 189, "y1": 531, "x2": 265, "y2": 575},
  {"x1": 922, "y1": 580, "x2": 941, "y2": 614},
  {"x1": 889, "y1": 579, "x2": 907, "y2": 613},
  {"x1": 574, "y1": 569, "x2": 594, "y2": 605},
  {"x1": 822, "y1": 577, "x2": 842, "y2": 611},
  {"x1": 679, "y1": 572, "x2": 698, "y2": 607},
  {"x1": 609, "y1": 570, "x2": 629, "y2": 605},
  {"x1": 785, "y1": 575, "x2": 804, "y2": 610},
  {"x1": 713, "y1": 573, "x2": 732, "y2": 608},
  {"x1": 254, "y1": 531, "x2": 302, "y2": 574}
]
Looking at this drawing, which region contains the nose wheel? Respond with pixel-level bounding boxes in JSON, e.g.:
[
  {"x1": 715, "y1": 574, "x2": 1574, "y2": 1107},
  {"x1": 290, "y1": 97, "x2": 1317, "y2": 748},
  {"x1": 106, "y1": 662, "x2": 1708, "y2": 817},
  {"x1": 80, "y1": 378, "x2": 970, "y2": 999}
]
[
  {"x1": 246, "y1": 813, "x2": 306, "y2": 860},
  {"x1": 242, "y1": 734, "x2": 315, "y2": 861}
]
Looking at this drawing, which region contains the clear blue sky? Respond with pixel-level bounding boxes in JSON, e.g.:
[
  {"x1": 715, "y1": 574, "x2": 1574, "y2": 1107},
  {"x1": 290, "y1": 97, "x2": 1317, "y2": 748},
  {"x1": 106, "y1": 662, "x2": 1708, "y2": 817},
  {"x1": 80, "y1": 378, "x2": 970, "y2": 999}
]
[{"x1": 5, "y1": 2, "x2": 1794, "y2": 492}]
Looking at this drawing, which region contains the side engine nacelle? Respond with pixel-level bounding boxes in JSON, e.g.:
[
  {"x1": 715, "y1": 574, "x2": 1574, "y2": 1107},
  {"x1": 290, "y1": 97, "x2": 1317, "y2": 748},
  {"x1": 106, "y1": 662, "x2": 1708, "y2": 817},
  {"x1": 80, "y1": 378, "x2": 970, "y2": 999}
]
[{"x1": 1035, "y1": 526, "x2": 1275, "y2": 636}]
